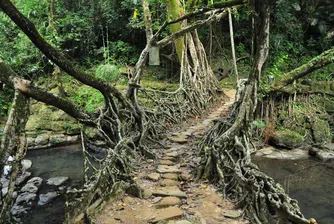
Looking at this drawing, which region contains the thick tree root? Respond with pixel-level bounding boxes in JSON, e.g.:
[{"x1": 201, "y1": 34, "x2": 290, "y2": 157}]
[{"x1": 197, "y1": 82, "x2": 309, "y2": 224}]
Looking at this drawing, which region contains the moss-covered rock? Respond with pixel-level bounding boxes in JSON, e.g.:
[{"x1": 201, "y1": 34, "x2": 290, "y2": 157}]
[
  {"x1": 270, "y1": 129, "x2": 304, "y2": 149},
  {"x1": 312, "y1": 118, "x2": 332, "y2": 144}
]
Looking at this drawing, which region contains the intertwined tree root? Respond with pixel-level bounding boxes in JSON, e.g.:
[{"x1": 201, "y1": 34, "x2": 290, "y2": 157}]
[{"x1": 197, "y1": 82, "x2": 309, "y2": 224}]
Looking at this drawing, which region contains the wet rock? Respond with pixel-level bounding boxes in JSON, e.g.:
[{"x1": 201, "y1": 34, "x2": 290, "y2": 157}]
[
  {"x1": 162, "y1": 173, "x2": 179, "y2": 180},
  {"x1": 16, "y1": 172, "x2": 32, "y2": 186},
  {"x1": 152, "y1": 206, "x2": 183, "y2": 223},
  {"x1": 35, "y1": 134, "x2": 49, "y2": 146},
  {"x1": 16, "y1": 192, "x2": 37, "y2": 205},
  {"x1": 152, "y1": 186, "x2": 187, "y2": 198},
  {"x1": 323, "y1": 143, "x2": 334, "y2": 151},
  {"x1": 38, "y1": 192, "x2": 58, "y2": 206},
  {"x1": 27, "y1": 177, "x2": 43, "y2": 187},
  {"x1": 156, "y1": 196, "x2": 181, "y2": 208},
  {"x1": 147, "y1": 173, "x2": 160, "y2": 181},
  {"x1": 157, "y1": 165, "x2": 181, "y2": 174},
  {"x1": 47, "y1": 176, "x2": 68, "y2": 186},
  {"x1": 160, "y1": 160, "x2": 174, "y2": 166},
  {"x1": 66, "y1": 135, "x2": 80, "y2": 143},
  {"x1": 256, "y1": 148, "x2": 308, "y2": 160},
  {"x1": 11, "y1": 204, "x2": 29, "y2": 215},
  {"x1": 222, "y1": 210, "x2": 241, "y2": 219},
  {"x1": 270, "y1": 130, "x2": 304, "y2": 149},
  {"x1": 21, "y1": 159, "x2": 32, "y2": 171},
  {"x1": 2, "y1": 186, "x2": 8, "y2": 196},
  {"x1": 21, "y1": 183, "x2": 39, "y2": 193},
  {"x1": 317, "y1": 150, "x2": 334, "y2": 161},
  {"x1": 160, "y1": 179, "x2": 178, "y2": 187}
]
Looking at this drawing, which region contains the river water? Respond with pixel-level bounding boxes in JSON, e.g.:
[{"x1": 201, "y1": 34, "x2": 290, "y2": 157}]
[
  {"x1": 253, "y1": 157, "x2": 334, "y2": 224},
  {"x1": 19, "y1": 144, "x2": 334, "y2": 223}
]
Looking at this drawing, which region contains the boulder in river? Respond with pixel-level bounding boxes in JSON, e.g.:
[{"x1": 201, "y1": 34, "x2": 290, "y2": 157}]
[
  {"x1": 15, "y1": 192, "x2": 37, "y2": 205},
  {"x1": 21, "y1": 159, "x2": 32, "y2": 171},
  {"x1": 27, "y1": 177, "x2": 43, "y2": 187},
  {"x1": 34, "y1": 134, "x2": 50, "y2": 146},
  {"x1": 11, "y1": 204, "x2": 29, "y2": 215},
  {"x1": 47, "y1": 176, "x2": 69, "y2": 186},
  {"x1": 269, "y1": 129, "x2": 304, "y2": 149},
  {"x1": 38, "y1": 192, "x2": 58, "y2": 206},
  {"x1": 16, "y1": 172, "x2": 32, "y2": 186},
  {"x1": 21, "y1": 183, "x2": 39, "y2": 193}
]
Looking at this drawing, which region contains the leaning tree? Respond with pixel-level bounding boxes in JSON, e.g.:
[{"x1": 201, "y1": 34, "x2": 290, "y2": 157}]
[{"x1": 0, "y1": 0, "x2": 243, "y2": 222}]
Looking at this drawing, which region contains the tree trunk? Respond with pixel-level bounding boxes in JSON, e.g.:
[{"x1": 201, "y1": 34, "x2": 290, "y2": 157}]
[
  {"x1": 228, "y1": 8, "x2": 239, "y2": 81},
  {"x1": 197, "y1": 1, "x2": 309, "y2": 223}
]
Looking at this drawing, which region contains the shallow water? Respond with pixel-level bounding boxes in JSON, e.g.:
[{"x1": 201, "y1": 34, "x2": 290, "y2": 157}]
[
  {"x1": 21, "y1": 144, "x2": 102, "y2": 224},
  {"x1": 253, "y1": 157, "x2": 334, "y2": 224}
]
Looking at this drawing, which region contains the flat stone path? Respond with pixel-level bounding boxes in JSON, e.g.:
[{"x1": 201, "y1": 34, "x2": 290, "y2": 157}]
[{"x1": 95, "y1": 89, "x2": 246, "y2": 224}]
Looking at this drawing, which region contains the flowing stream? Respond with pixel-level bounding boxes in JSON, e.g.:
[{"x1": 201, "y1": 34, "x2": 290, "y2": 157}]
[{"x1": 253, "y1": 157, "x2": 334, "y2": 224}]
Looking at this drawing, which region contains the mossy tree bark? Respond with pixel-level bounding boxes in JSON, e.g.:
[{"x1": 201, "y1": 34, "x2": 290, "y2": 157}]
[
  {"x1": 0, "y1": 90, "x2": 29, "y2": 222},
  {"x1": 197, "y1": 1, "x2": 310, "y2": 223}
]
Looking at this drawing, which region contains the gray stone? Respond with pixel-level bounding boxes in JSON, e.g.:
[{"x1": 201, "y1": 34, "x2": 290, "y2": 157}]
[
  {"x1": 27, "y1": 177, "x2": 43, "y2": 187},
  {"x1": 157, "y1": 165, "x2": 181, "y2": 174},
  {"x1": 11, "y1": 204, "x2": 29, "y2": 215},
  {"x1": 147, "y1": 173, "x2": 160, "y2": 181},
  {"x1": 2, "y1": 186, "x2": 8, "y2": 196},
  {"x1": 21, "y1": 160, "x2": 32, "y2": 171},
  {"x1": 152, "y1": 206, "x2": 183, "y2": 223},
  {"x1": 323, "y1": 143, "x2": 334, "y2": 151},
  {"x1": 16, "y1": 192, "x2": 37, "y2": 205},
  {"x1": 317, "y1": 150, "x2": 334, "y2": 161},
  {"x1": 16, "y1": 172, "x2": 31, "y2": 186},
  {"x1": 21, "y1": 183, "x2": 39, "y2": 193},
  {"x1": 152, "y1": 186, "x2": 187, "y2": 198},
  {"x1": 66, "y1": 135, "x2": 80, "y2": 143},
  {"x1": 38, "y1": 192, "x2": 58, "y2": 206},
  {"x1": 47, "y1": 176, "x2": 68, "y2": 186},
  {"x1": 35, "y1": 134, "x2": 49, "y2": 146}
]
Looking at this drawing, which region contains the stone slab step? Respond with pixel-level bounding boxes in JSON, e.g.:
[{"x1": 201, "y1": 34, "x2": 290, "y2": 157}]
[
  {"x1": 157, "y1": 165, "x2": 181, "y2": 174},
  {"x1": 162, "y1": 173, "x2": 179, "y2": 180},
  {"x1": 160, "y1": 179, "x2": 178, "y2": 187},
  {"x1": 152, "y1": 206, "x2": 183, "y2": 223},
  {"x1": 160, "y1": 160, "x2": 174, "y2": 165},
  {"x1": 152, "y1": 186, "x2": 187, "y2": 198}
]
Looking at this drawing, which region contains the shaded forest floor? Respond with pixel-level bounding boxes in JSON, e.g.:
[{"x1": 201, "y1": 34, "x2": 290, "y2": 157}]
[{"x1": 93, "y1": 89, "x2": 248, "y2": 224}]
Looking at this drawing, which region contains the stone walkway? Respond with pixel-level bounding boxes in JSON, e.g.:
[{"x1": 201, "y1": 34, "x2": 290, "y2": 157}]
[{"x1": 95, "y1": 89, "x2": 247, "y2": 224}]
